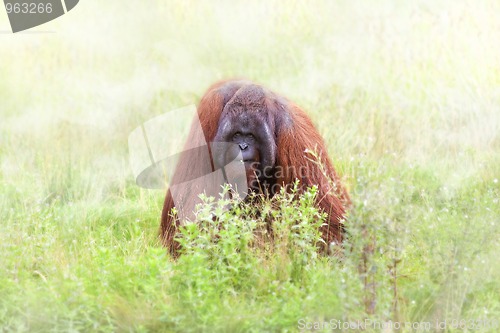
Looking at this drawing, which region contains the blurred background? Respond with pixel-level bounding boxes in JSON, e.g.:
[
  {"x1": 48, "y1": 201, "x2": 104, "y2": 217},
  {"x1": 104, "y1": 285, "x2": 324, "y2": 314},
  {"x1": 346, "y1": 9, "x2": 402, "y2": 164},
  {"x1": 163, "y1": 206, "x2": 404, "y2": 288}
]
[
  {"x1": 1, "y1": 0, "x2": 499, "y2": 188},
  {"x1": 1, "y1": 0, "x2": 499, "y2": 331}
]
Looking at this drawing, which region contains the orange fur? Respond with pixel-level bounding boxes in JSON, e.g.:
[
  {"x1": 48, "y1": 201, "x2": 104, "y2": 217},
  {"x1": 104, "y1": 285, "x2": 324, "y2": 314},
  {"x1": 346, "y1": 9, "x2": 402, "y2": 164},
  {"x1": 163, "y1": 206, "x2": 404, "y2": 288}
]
[{"x1": 160, "y1": 80, "x2": 350, "y2": 256}]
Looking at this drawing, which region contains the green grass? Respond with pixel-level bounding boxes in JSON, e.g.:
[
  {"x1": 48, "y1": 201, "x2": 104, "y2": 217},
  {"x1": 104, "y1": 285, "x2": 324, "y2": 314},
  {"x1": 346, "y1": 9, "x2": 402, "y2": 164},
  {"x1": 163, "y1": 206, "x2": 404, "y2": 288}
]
[{"x1": 1, "y1": 0, "x2": 499, "y2": 332}]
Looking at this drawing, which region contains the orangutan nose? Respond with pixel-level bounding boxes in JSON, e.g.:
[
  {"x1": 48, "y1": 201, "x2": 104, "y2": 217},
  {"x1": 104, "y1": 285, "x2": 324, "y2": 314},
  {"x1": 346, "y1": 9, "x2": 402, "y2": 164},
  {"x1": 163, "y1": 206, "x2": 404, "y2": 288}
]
[{"x1": 239, "y1": 143, "x2": 249, "y2": 150}]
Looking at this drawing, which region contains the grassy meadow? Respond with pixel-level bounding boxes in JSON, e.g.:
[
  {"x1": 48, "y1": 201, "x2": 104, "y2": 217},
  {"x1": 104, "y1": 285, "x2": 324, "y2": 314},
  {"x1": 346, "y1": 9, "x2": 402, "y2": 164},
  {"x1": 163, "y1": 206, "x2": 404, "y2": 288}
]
[{"x1": 1, "y1": 0, "x2": 499, "y2": 331}]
